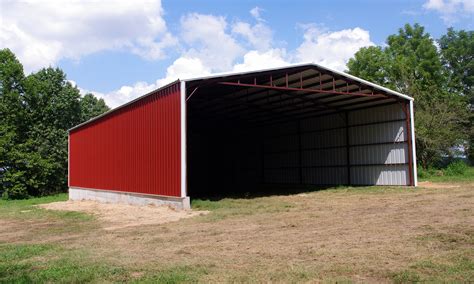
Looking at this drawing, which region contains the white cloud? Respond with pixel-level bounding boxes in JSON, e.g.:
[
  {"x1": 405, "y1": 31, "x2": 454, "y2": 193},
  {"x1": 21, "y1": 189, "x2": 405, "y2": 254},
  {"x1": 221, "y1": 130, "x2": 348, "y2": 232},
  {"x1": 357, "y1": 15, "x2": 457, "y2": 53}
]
[
  {"x1": 75, "y1": 81, "x2": 157, "y2": 109},
  {"x1": 231, "y1": 7, "x2": 272, "y2": 51},
  {"x1": 78, "y1": 56, "x2": 211, "y2": 108},
  {"x1": 90, "y1": 23, "x2": 375, "y2": 108},
  {"x1": 232, "y1": 22, "x2": 273, "y2": 51},
  {"x1": 157, "y1": 56, "x2": 211, "y2": 86},
  {"x1": 295, "y1": 25, "x2": 374, "y2": 71},
  {"x1": 180, "y1": 13, "x2": 244, "y2": 72},
  {"x1": 423, "y1": 0, "x2": 474, "y2": 23},
  {"x1": 250, "y1": 7, "x2": 265, "y2": 22},
  {"x1": 0, "y1": 0, "x2": 176, "y2": 72},
  {"x1": 233, "y1": 49, "x2": 289, "y2": 72},
  {"x1": 3, "y1": 2, "x2": 377, "y2": 109}
]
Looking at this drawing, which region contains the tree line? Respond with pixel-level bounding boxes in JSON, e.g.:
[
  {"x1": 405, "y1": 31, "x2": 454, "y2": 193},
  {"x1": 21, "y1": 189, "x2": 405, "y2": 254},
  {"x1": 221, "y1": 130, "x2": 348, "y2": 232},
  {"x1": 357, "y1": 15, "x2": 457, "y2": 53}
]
[
  {"x1": 0, "y1": 49, "x2": 109, "y2": 199},
  {"x1": 0, "y1": 23, "x2": 472, "y2": 199}
]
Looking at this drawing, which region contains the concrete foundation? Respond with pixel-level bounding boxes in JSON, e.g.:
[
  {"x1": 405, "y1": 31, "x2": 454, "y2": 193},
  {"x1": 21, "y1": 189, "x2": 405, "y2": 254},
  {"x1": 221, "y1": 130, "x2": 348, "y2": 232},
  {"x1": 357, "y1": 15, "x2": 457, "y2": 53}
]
[{"x1": 69, "y1": 187, "x2": 190, "y2": 210}]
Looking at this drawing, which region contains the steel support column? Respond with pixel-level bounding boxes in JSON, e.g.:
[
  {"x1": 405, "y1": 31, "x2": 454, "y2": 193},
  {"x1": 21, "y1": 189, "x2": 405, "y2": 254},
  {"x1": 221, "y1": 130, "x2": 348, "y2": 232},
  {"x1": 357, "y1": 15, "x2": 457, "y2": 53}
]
[
  {"x1": 405, "y1": 102, "x2": 414, "y2": 186},
  {"x1": 297, "y1": 120, "x2": 303, "y2": 184},
  {"x1": 345, "y1": 111, "x2": 351, "y2": 185}
]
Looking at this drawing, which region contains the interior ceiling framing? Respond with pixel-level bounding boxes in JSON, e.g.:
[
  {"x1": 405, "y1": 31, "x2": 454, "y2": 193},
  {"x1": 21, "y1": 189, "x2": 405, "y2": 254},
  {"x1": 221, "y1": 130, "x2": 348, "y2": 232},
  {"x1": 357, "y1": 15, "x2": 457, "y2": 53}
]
[{"x1": 186, "y1": 65, "x2": 402, "y2": 128}]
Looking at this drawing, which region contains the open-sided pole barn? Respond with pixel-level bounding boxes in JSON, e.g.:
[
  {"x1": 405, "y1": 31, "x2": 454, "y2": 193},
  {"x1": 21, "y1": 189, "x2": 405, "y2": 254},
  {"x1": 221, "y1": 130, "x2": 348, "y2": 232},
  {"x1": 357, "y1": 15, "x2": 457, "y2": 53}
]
[{"x1": 68, "y1": 63, "x2": 417, "y2": 209}]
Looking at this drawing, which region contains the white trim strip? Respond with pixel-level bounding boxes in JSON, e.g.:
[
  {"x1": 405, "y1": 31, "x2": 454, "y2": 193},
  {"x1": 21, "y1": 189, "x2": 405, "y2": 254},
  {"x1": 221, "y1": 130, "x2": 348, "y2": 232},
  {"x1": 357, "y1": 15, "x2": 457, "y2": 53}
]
[
  {"x1": 180, "y1": 81, "x2": 187, "y2": 197},
  {"x1": 67, "y1": 133, "x2": 70, "y2": 187},
  {"x1": 409, "y1": 100, "x2": 418, "y2": 186}
]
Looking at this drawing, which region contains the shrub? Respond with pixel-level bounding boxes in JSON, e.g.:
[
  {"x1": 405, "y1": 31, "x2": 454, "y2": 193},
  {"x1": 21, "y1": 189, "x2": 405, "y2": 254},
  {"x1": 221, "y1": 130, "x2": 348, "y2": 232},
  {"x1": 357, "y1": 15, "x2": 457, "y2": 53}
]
[
  {"x1": 444, "y1": 160, "x2": 469, "y2": 176},
  {"x1": 417, "y1": 166, "x2": 437, "y2": 179}
]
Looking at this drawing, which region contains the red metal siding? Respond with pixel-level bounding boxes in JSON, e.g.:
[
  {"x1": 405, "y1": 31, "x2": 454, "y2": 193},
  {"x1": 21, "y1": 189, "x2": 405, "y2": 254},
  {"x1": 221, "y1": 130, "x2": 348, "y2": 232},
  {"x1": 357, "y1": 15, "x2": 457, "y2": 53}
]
[{"x1": 69, "y1": 83, "x2": 181, "y2": 197}]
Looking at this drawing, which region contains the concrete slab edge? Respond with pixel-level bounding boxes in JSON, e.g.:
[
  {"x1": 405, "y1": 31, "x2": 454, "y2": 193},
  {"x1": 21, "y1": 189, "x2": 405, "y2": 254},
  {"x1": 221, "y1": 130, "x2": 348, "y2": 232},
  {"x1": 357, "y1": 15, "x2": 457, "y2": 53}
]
[{"x1": 69, "y1": 187, "x2": 190, "y2": 210}]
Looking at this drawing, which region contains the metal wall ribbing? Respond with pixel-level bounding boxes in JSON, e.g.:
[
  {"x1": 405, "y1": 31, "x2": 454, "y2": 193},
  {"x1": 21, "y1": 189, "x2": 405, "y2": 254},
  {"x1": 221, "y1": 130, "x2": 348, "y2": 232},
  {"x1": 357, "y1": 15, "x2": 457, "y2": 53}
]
[
  {"x1": 69, "y1": 82, "x2": 182, "y2": 197},
  {"x1": 261, "y1": 103, "x2": 409, "y2": 186},
  {"x1": 349, "y1": 104, "x2": 409, "y2": 185},
  {"x1": 262, "y1": 113, "x2": 348, "y2": 185}
]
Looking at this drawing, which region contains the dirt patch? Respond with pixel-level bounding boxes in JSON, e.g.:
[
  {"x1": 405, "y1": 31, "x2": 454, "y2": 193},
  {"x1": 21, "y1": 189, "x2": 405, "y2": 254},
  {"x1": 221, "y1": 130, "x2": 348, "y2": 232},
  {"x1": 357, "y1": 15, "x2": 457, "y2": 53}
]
[
  {"x1": 39, "y1": 201, "x2": 208, "y2": 230},
  {"x1": 418, "y1": 181, "x2": 461, "y2": 189}
]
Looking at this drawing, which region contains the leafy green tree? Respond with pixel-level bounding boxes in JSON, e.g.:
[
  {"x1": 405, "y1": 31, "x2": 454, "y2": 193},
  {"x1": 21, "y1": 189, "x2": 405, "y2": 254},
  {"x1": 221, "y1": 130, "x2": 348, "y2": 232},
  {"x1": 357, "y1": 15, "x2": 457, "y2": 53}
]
[
  {"x1": 439, "y1": 29, "x2": 474, "y2": 163},
  {"x1": 0, "y1": 49, "x2": 28, "y2": 198},
  {"x1": 80, "y1": 93, "x2": 109, "y2": 122},
  {"x1": 0, "y1": 48, "x2": 109, "y2": 199},
  {"x1": 439, "y1": 28, "x2": 474, "y2": 98},
  {"x1": 346, "y1": 46, "x2": 390, "y2": 87},
  {"x1": 347, "y1": 24, "x2": 470, "y2": 168}
]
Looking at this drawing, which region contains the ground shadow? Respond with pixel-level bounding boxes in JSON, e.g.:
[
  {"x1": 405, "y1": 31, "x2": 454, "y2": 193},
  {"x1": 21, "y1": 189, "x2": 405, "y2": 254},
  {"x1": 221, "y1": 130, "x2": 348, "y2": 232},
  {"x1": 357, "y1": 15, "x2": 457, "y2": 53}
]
[{"x1": 189, "y1": 183, "x2": 360, "y2": 201}]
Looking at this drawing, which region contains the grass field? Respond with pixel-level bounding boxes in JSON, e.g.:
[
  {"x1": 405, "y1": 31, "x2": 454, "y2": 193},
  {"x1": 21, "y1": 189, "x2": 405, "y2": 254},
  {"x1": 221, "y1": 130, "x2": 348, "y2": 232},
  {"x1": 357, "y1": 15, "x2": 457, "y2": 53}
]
[{"x1": 1, "y1": 178, "x2": 473, "y2": 283}]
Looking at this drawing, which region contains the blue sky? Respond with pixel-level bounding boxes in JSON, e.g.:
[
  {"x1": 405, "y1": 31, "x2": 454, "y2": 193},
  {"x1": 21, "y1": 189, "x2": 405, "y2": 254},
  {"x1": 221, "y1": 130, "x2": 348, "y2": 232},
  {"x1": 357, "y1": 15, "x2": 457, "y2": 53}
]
[{"x1": 2, "y1": 0, "x2": 473, "y2": 107}]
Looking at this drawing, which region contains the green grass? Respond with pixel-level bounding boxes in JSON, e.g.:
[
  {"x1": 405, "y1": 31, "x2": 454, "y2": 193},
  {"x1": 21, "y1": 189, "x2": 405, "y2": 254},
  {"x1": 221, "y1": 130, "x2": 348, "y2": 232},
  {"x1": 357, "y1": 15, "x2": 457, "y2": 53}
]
[
  {"x1": 134, "y1": 265, "x2": 210, "y2": 284},
  {"x1": 396, "y1": 225, "x2": 474, "y2": 283},
  {"x1": 191, "y1": 196, "x2": 295, "y2": 221},
  {"x1": 391, "y1": 254, "x2": 474, "y2": 283},
  {"x1": 418, "y1": 164, "x2": 474, "y2": 183},
  {"x1": 0, "y1": 243, "x2": 209, "y2": 284},
  {"x1": 0, "y1": 193, "x2": 93, "y2": 222},
  {"x1": 0, "y1": 243, "x2": 130, "y2": 283}
]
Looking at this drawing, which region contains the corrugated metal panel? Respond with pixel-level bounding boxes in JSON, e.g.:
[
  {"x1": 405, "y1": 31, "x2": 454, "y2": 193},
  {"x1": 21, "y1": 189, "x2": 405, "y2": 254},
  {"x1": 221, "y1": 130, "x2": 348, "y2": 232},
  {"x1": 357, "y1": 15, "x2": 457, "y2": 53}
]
[
  {"x1": 349, "y1": 104, "x2": 404, "y2": 124},
  {"x1": 302, "y1": 148, "x2": 346, "y2": 166},
  {"x1": 299, "y1": 114, "x2": 347, "y2": 184},
  {"x1": 303, "y1": 167, "x2": 347, "y2": 185},
  {"x1": 264, "y1": 168, "x2": 299, "y2": 183},
  {"x1": 351, "y1": 165, "x2": 408, "y2": 185},
  {"x1": 264, "y1": 135, "x2": 298, "y2": 152},
  {"x1": 265, "y1": 152, "x2": 299, "y2": 168},
  {"x1": 301, "y1": 128, "x2": 346, "y2": 148},
  {"x1": 300, "y1": 113, "x2": 346, "y2": 132},
  {"x1": 349, "y1": 121, "x2": 405, "y2": 145},
  {"x1": 348, "y1": 104, "x2": 409, "y2": 185},
  {"x1": 263, "y1": 119, "x2": 299, "y2": 184},
  {"x1": 263, "y1": 121, "x2": 297, "y2": 136},
  {"x1": 69, "y1": 82, "x2": 181, "y2": 197},
  {"x1": 350, "y1": 144, "x2": 408, "y2": 165}
]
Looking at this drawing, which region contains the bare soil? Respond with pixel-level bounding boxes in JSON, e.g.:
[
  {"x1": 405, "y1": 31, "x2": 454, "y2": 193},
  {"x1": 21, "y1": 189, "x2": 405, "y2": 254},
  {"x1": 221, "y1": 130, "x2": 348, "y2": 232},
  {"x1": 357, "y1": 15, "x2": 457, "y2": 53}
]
[{"x1": 39, "y1": 200, "x2": 208, "y2": 230}]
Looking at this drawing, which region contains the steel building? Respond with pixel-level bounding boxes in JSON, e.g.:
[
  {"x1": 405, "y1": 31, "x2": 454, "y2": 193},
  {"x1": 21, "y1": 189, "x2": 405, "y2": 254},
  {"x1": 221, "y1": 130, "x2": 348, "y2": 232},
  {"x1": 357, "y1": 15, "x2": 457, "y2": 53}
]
[{"x1": 69, "y1": 63, "x2": 417, "y2": 209}]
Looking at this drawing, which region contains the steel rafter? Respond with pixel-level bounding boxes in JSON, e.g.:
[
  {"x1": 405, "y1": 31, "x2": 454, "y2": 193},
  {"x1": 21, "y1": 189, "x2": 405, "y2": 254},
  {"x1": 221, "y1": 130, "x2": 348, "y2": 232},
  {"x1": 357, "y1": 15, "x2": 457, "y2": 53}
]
[{"x1": 217, "y1": 81, "x2": 387, "y2": 98}]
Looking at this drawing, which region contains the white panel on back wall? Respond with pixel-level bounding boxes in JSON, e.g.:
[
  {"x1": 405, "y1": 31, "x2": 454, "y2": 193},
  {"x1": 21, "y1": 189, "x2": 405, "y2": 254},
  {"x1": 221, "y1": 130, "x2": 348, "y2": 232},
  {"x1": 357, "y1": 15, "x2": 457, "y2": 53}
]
[
  {"x1": 264, "y1": 152, "x2": 299, "y2": 168},
  {"x1": 301, "y1": 128, "x2": 346, "y2": 149},
  {"x1": 350, "y1": 104, "x2": 404, "y2": 124},
  {"x1": 303, "y1": 167, "x2": 347, "y2": 184},
  {"x1": 350, "y1": 121, "x2": 405, "y2": 145},
  {"x1": 265, "y1": 135, "x2": 299, "y2": 152},
  {"x1": 302, "y1": 148, "x2": 347, "y2": 166},
  {"x1": 265, "y1": 168, "x2": 299, "y2": 183},
  {"x1": 351, "y1": 165, "x2": 408, "y2": 185},
  {"x1": 300, "y1": 113, "x2": 345, "y2": 132},
  {"x1": 264, "y1": 121, "x2": 297, "y2": 136},
  {"x1": 350, "y1": 143, "x2": 408, "y2": 165}
]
